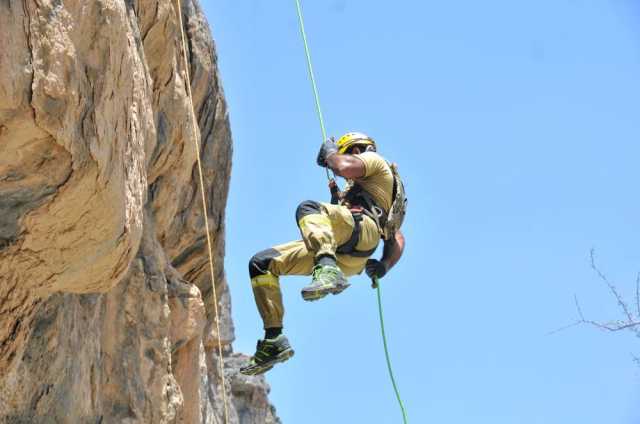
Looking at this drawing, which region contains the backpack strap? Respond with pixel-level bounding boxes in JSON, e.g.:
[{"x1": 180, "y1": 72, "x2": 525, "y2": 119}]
[{"x1": 389, "y1": 161, "x2": 398, "y2": 206}]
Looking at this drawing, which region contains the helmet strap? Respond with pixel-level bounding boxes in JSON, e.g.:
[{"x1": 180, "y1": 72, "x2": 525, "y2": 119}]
[{"x1": 347, "y1": 144, "x2": 376, "y2": 155}]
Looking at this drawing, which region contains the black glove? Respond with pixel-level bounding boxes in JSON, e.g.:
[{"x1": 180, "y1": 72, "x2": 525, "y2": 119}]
[
  {"x1": 329, "y1": 179, "x2": 341, "y2": 204},
  {"x1": 366, "y1": 259, "x2": 388, "y2": 279},
  {"x1": 316, "y1": 138, "x2": 338, "y2": 167}
]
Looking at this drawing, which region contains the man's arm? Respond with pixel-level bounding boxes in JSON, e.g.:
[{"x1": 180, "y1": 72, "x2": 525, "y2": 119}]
[
  {"x1": 317, "y1": 139, "x2": 366, "y2": 179},
  {"x1": 366, "y1": 230, "x2": 405, "y2": 279},
  {"x1": 381, "y1": 230, "x2": 405, "y2": 271},
  {"x1": 326, "y1": 154, "x2": 366, "y2": 180}
]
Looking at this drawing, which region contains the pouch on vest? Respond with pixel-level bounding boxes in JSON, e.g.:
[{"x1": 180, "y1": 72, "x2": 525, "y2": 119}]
[{"x1": 382, "y1": 162, "x2": 407, "y2": 240}]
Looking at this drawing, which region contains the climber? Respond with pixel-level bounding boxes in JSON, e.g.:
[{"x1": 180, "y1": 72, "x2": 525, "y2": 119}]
[{"x1": 240, "y1": 132, "x2": 407, "y2": 376}]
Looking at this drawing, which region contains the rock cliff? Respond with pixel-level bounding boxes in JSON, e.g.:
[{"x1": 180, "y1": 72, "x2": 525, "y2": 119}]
[{"x1": 0, "y1": 0, "x2": 278, "y2": 422}]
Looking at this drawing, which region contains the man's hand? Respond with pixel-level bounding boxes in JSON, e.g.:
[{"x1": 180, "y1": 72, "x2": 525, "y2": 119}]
[
  {"x1": 317, "y1": 138, "x2": 338, "y2": 167},
  {"x1": 329, "y1": 179, "x2": 341, "y2": 204},
  {"x1": 365, "y1": 259, "x2": 388, "y2": 279}
]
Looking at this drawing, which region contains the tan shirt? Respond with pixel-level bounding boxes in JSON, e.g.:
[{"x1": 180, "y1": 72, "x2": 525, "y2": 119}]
[{"x1": 351, "y1": 151, "x2": 394, "y2": 213}]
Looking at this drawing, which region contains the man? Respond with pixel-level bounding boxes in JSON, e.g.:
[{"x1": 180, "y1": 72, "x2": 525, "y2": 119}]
[{"x1": 240, "y1": 132, "x2": 406, "y2": 375}]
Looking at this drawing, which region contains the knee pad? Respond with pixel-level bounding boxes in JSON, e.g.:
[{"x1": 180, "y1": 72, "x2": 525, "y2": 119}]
[
  {"x1": 249, "y1": 248, "x2": 280, "y2": 279},
  {"x1": 251, "y1": 272, "x2": 280, "y2": 290},
  {"x1": 295, "y1": 200, "x2": 322, "y2": 223}
]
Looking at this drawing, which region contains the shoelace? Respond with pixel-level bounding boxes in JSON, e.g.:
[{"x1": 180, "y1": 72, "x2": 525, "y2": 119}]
[
  {"x1": 312, "y1": 265, "x2": 338, "y2": 283},
  {"x1": 311, "y1": 265, "x2": 323, "y2": 280}
]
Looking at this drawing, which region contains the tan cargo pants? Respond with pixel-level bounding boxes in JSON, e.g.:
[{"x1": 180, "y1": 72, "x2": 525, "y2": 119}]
[{"x1": 249, "y1": 201, "x2": 380, "y2": 329}]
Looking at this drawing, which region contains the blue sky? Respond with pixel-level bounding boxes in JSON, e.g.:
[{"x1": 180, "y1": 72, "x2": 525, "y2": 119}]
[{"x1": 201, "y1": 1, "x2": 640, "y2": 423}]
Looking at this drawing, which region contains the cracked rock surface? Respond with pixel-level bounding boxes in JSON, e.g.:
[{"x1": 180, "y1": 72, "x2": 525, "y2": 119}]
[{"x1": 0, "y1": 1, "x2": 278, "y2": 422}]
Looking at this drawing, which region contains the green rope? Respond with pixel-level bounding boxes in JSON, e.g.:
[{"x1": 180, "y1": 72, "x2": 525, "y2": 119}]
[
  {"x1": 374, "y1": 277, "x2": 409, "y2": 423},
  {"x1": 293, "y1": 2, "x2": 408, "y2": 420},
  {"x1": 293, "y1": 0, "x2": 331, "y2": 180},
  {"x1": 294, "y1": 0, "x2": 327, "y2": 142}
]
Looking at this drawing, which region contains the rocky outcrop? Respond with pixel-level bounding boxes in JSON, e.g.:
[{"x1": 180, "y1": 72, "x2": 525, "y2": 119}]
[{"x1": 0, "y1": 0, "x2": 277, "y2": 422}]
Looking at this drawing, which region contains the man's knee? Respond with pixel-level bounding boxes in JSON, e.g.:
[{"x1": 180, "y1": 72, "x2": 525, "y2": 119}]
[
  {"x1": 249, "y1": 248, "x2": 281, "y2": 279},
  {"x1": 295, "y1": 200, "x2": 322, "y2": 224}
]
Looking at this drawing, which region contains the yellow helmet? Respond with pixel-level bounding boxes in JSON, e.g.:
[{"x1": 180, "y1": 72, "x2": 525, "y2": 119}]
[{"x1": 336, "y1": 132, "x2": 376, "y2": 154}]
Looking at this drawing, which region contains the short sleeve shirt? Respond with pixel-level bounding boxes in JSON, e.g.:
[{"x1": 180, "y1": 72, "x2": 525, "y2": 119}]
[{"x1": 351, "y1": 152, "x2": 394, "y2": 213}]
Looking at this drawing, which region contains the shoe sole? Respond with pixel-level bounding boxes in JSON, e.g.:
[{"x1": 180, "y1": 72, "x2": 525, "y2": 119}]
[
  {"x1": 301, "y1": 283, "x2": 350, "y2": 302},
  {"x1": 239, "y1": 348, "x2": 295, "y2": 376}
]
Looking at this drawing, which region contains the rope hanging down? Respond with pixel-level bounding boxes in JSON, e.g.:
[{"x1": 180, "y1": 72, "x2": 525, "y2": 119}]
[
  {"x1": 374, "y1": 277, "x2": 409, "y2": 424},
  {"x1": 294, "y1": 1, "x2": 408, "y2": 422},
  {"x1": 176, "y1": 1, "x2": 230, "y2": 423}
]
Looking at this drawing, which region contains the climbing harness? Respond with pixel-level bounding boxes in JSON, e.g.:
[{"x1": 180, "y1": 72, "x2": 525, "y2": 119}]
[
  {"x1": 344, "y1": 164, "x2": 407, "y2": 241},
  {"x1": 335, "y1": 211, "x2": 379, "y2": 257},
  {"x1": 176, "y1": 1, "x2": 230, "y2": 423},
  {"x1": 342, "y1": 182, "x2": 387, "y2": 234},
  {"x1": 342, "y1": 160, "x2": 408, "y2": 242},
  {"x1": 293, "y1": 1, "x2": 408, "y2": 422}
]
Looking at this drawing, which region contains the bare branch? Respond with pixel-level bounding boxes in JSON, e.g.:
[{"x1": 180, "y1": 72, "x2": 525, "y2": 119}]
[
  {"x1": 572, "y1": 294, "x2": 640, "y2": 333},
  {"x1": 636, "y1": 272, "x2": 640, "y2": 318},
  {"x1": 560, "y1": 252, "x2": 640, "y2": 366},
  {"x1": 574, "y1": 294, "x2": 586, "y2": 321},
  {"x1": 581, "y1": 320, "x2": 640, "y2": 332},
  {"x1": 590, "y1": 249, "x2": 634, "y2": 323},
  {"x1": 546, "y1": 320, "x2": 582, "y2": 336}
]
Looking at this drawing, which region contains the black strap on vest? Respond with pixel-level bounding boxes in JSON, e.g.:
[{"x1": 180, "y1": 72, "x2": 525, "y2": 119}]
[
  {"x1": 336, "y1": 212, "x2": 379, "y2": 258},
  {"x1": 343, "y1": 183, "x2": 388, "y2": 232}
]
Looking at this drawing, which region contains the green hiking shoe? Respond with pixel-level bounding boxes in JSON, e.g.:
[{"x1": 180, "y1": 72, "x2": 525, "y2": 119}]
[
  {"x1": 239, "y1": 335, "x2": 295, "y2": 376},
  {"x1": 301, "y1": 264, "x2": 350, "y2": 302}
]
